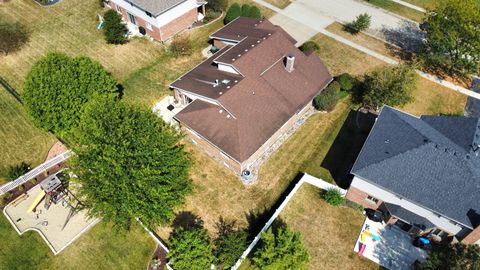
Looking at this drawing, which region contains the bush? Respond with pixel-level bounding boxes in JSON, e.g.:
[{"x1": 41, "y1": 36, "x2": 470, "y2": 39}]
[
  {"x1": 169, "y1": 35, "x2": 192, "y2": 56},
  {"x1": 299, "y1": 41, "x2": 319, "y2": 53},
  {"x1": 6, "y1": 162, "x2": 30, "y2": 181},
  {"x1": 207, "y1": 0, "x2": 228, "y2": 12},
  {"x1": 0, "y1": 22, "x2": 28, "y2": 55},
  {"x1": 214, "y1": 218, "x2": 248, "y2": 269},
  {"x1": 241, "y1": 4, "x2": 251, "y2": 17},
  {"x1": 313, "y1": 82, "x2": 340, "y2": 112},
  {"x1": 224, "y1": 3, "x2": 241, "y2": 24},
  {"x1": 336, "y1": 73, "x2": 355, "y2": 92},
  {"x1": 103, "y1": 10, "x2": 127, "y2": 44},
  {"x1": 168, "y1": 227, "x2": 215, "y2": 270},
  {"x1": 249, "y1": 6, "x2": 261, "y2": 19},
  {"x1": 348, "y1": 13, "x2": 371, "y2": 33},
  {"x1": 323, "y1": 188, "x2": 344, "y2": 206}
]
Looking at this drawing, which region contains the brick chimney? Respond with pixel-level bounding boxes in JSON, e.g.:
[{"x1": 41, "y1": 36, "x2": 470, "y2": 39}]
[{"x1": 285, "y1": 54, "x2": 295, "y2": 72}]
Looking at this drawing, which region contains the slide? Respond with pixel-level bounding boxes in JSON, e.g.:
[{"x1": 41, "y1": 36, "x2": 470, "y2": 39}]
[
  {"x1": 359, "y1": 243, "x2": 366, "y2": 256},
  {"x1": 27, "y1": 190, "x2": 46, "y2": 213}
]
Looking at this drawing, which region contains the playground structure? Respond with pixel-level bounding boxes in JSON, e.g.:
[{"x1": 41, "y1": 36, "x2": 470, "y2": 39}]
[{"x1": 3, "y1": 172, "x2": 98, "y2": 255}]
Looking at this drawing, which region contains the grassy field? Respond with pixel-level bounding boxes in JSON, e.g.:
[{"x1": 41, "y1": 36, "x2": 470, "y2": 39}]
[
  {"x1": 0, "y1": 90, "x2": 57, "y2": 184},
  {"x1": 263, "y1": 0, "x2": 291, "y2": 9},
  {"x1": 362, "y1": 0, "x2": 425, "y2": 22},
  {"x1": 0, "y1": 216, "x2": 156, "y2": 270},
  {"x1": 403, "y1": 0, "x2": 479, "y2": 9}
]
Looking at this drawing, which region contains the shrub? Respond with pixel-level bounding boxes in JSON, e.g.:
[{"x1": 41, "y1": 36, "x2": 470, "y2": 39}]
[
  {"x1": 103, "y1": 10, "x2": 127, "y2": 44},
  {"x1": 323, "y1": 188, "x2": 344, "y2": 206},
  {"x1": 0, "y1": 22, "x2": 28, "y2": 55},
  {"x1": 224, "y1": 3, "x2": 241, "y2": 24},
  {"x1": 336, "y1": 73, "x2": 355, "y2": 92},
  {"x1": 314, "y1": 82, "x2": 340, "y2": 112},
  {"x1": 348, "y1": 13, "x2": 371, "y2": 33},
  {"x1": 241, "y1": 4, "x2": 251, "y2": 17},
  {"x1": 168, "y1": 227, "x2": 215, "y2": 270},
  {"x1": 299, "y1": 41, "x2": 319, "y2": 53},
  {"x1": 207, "y1": 0, "x2": 228, "y2": 12},
  {"x1": 169, "y1": 35, "x2": 192, "y2": 56},
  {"x1": 6, "y1": 162, "x2": 30, "y2": 181},
  {"x1": 249, "y1": 6, "x2": 261, "y2": 19},
  {"x1": 214, "y1": 218, "x2": 248, "y2": 269}
]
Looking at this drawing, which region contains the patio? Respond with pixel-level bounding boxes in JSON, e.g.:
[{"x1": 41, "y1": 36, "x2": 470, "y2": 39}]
[
  {"x1": 152, "y1": 96, "x2": 185, "y2": 126},
  {"x1": 354, "y1": 218, "x2": 427, "y2": 270},
  {"x1": 3, "y1": 184, "x2": 98, "y2": 254}
]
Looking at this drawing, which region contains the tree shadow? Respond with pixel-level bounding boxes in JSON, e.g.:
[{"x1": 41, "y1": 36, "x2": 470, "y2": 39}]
[
  {"x1": 171, "y1": 211, "x2": 204, "y2": 230},
  {"x1": 381, "y1": 21, "x2": 424, "y2": 54},
  {"x1": 321, "y1": 109, "x2": 377, "y2": 189}
]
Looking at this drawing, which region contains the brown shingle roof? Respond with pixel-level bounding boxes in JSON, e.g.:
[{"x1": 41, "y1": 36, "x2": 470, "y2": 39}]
[{"x1": 173, "y1": 17, "x2": 332, "y2": 162}]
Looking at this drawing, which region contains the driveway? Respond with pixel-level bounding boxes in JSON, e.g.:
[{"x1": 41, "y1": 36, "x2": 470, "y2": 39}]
[{"x1": 257, "y1": 0, "x2": 424, "y2": 51}]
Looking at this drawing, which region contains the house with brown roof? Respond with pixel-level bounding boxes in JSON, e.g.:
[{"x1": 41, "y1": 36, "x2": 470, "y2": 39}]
[
  {"x1": 104, "y1": 0, "x2": 206, "y2": 41},
  {"x1": 170, "y1": 17, "x2": 332, "y2": 178}
]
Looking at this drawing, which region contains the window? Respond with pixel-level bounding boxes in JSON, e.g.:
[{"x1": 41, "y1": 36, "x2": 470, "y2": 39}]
[
  {"x1": 116, "y1": 5, "x2": 123, "y2": 12},
  {"x1": 128, "y1": 13, "x2": 136, "y2": 25},
  {"x1": 366, "y1": 195, "x2": 379, "y2": 204},
  {"x1": 146, "y1": 22, "x2": 152, "y2": 30},
  {"x1": 430, "y1": 229, "x2": 448, "y2": 239}
]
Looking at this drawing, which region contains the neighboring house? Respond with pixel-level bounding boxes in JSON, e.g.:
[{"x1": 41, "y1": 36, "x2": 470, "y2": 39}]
[
  {"x1": 170, "y1": 17, "x2": 332, "y2": 176},
  {"x1": 347, "y1": 106, "x2": 480, "y2": 245},
  {"x1": 104, "y1": 0, "x2": 206, "y2": 41}
]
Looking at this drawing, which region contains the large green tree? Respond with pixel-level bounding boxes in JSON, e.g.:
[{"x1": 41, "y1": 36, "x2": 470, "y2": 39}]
[
  {"x1": 419, "y1": 0, "x2": 480, "y2": 76},
  {"x1": 416, "y1": 242, "x2": 480, "y2": 270},
  {"x1": 168, "y1": 227, "x2": 215, "y2": 270},
  {"x1": 361, "y1": 65, "x2": 417, "y2": 109},
  {"x1": 22, "y1": 53, "x2": 118, "y2": 137},
  {"x1": 69, "y1": 98, "x2": 191, "y2": 229},
  {"x1": 214, "y1": 218, "x2": 248, "y2": 269},
  {"x1": 252, "y1": 227, "x2": 310, "y2": 270}
]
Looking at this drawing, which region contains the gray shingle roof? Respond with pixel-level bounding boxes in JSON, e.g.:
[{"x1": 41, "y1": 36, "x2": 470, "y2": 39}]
[
  {"x1": 128, "y1": 0, "x2": 185, "y2": 16},
  {"x1": 351, "y1": 106, "x2": 480, "y2": 228}
]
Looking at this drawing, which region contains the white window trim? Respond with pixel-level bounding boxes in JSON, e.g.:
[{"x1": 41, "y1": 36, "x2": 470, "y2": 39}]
[{"x1": 366, "y1": 195, "x2": 378, "y2": 204}]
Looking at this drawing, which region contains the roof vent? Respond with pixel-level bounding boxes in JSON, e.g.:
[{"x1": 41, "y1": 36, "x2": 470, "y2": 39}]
[
  {"x1": 234, "y1": 80, "x2": 238, "y2": 83},
  {"x1": 245, "y1": 49, "x2": 248, "y2": 52},
  {"x1": 285, "y1": 54, "x2": 295, "y2": 72},
  {"x1": 219, "y1": 91, "x2": 223, "y2": 95},
  {"x1": 227, "y1": 86, "x2": 231, "y2": 89},
  {"x1": 268, "y1": 33, "x2": 272, "y2": 36},
  {"x1": 238, "y1": 54, "x2": 241, "y2": 57},
  {"x1": 219, "y1": 109, "x2": 223, "y2": 113},
  {"x1": 257, "y1": 40, "x2": 260, "y2": 43},
  {"x1": 384, "y1": 139, "x2": 390, "y2": 144},
  {"x1": 251, "y1": 44, "x2": 254, "y2": 47},
  {"x1": 214, "y1": 79, "x2": 219, "y2": 87},
  {"x1": 227, "y1": 114, "x2": 231, "y2": 118}
]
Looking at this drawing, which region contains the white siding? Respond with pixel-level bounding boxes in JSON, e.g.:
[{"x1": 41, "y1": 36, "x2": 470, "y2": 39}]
[
  {"x1": 351, "y1": 176, "x2": 464, "y2": 234},
  {"x1": 218, "y1": 63, "x2": 240, "y2": 74}
]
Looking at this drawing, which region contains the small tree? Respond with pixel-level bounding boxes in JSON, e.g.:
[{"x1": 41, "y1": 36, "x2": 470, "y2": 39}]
[
  {"x1": 168, "y1": 227, "x2": 215, "y2": 270},
  {"x1": 299, "y1": 41, "x2": 319, "y2": 53},
  {"x1": 361, "y1": 65, "x2": 417, "y2": 109},
  {"x1": 22, "y1": 53, "x2": 118, "y2": 138},
  {"x1": 6, "y1": 162, "x2": 30, "y2": 181},
  {"x1": 214, "y1": 218, "x2": 248, "y2": 269},
  {"x1": 314, "y1": 82, "x2": 340, "y2": 112},
  {"x1": 249, "y1": 6, "x2": 262, "y2": 19},
  {"x1": 419, "y1": 0, "x2": 480, "y2": 77},
  {"x1": 323, "y1": 188, "x2": 344, "y2": 207},
  {"x1": 70, "y1": 98, "x2": 191, "y2": 229},
  {"x1": 252, "y1": 227, "x2": 310, "y2": 270},
  {"x1": 207, "y1": 0, "x2": 228, "y2": 12},
  {"x1": 169, "y1": 35, "x2": 192, "y2": 56},
  {"x1": 0, "y1": 22, "x2": 28, "y2": 55},
  {"x1": 336, "y1": 73, "x2": 355, "y2": 92},
  {"x1": 103, "y1": 10, "x2": 127, "y2": 44},
  {"x1": 416, "y1": 242, "x2": 480, "y2": 270},
  {"x1": 224, "y1": 3, "x2": 241, "y2": 24},
  {"x1": 241, "y1": 4, "x2": 251, "y2": 17},
  {"x1": 349, "y1": 13, "x2": 371, "y2": 33}
]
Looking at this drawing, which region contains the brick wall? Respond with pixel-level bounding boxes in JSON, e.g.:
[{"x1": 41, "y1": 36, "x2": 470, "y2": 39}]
[
  {"x1": 182, "y1": 127, "x2": 242, "y2": 174},
  {"x1": 345, "y1": 186, "x2": 383, "y2": 209},
  {"x1": 462, "y1": 226, "x2": 480, "y2": 244},
  {"x1": 159, "y1": 8, "x2": 198, "y2": 41}
]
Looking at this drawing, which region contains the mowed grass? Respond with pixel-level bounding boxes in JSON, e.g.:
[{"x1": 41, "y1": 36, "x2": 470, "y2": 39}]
[
  {"x1": 0, "y1": 0, "x2": 164, "y2": 92},
  {"x1": 362, "y1": 0, "x2": 425, "y2": 22},
  {"x1": 279, "y1": 185, "x2": 377, "y2": 270},
  {"x1": 0, "y1": 90, "x2": 56, "y2": 184},
  {"x1": 0, "y1": 216, "x2": 156, "y2": 270}
]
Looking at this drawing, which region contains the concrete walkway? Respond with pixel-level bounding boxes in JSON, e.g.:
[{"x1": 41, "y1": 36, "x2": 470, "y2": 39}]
[{"x1": 255, "y1": 0, "x2": 480, "y2": 100}]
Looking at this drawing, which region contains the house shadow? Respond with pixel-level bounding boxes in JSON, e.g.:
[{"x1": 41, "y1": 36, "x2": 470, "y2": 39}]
[{"x1": 321, "y1": 109, "x2": 376, "y2": 189}]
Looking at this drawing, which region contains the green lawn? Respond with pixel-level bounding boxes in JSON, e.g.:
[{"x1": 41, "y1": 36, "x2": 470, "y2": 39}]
[
  {"x1": 0, "y1": 90, "x2": 56, "y2": 184},
  {"x1": 0, "y1": 215, "x2": 156, "y2": 270},
  {"x1": 402, "y1": 0, "x2": 479, "y2": 9},
  {"x1": 363, "y1": 0, "x2": 425, "y2": 22}
]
